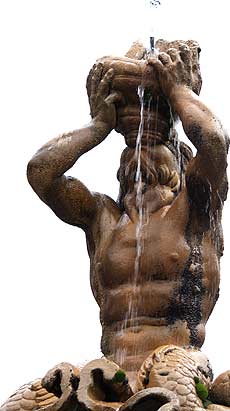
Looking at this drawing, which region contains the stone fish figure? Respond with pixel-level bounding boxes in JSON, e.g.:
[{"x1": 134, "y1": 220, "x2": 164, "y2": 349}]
[
  {"x1": 1, "y1": 39, "x2": 229, "y2": 411},
  {"x1": 2, "y1": 346, "x2": 230, "y2": 411}
]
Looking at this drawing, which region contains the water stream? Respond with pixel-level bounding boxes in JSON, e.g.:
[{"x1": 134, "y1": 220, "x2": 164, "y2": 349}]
[
  {"x1": 115, "y1": 86, "x2": 148, "y2": 366},
  {"x1": 134, "y1": 85, "x2": 145, "y2": 285},
  {"x1": 115, "y1": 1, "x2": 165, "y2": 365},
  {"x1": 116, "y1": 81, "x2": 161, "y2": 367}
]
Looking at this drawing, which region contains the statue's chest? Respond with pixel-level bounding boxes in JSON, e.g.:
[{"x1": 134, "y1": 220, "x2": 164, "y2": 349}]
[{"x1": 100, "y1": 213, "x2": 190, "y2": 287}]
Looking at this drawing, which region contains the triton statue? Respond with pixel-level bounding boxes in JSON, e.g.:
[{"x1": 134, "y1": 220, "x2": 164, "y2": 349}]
[{"x1": 1, "y1": 40, "x2": 229, "y2": 411}]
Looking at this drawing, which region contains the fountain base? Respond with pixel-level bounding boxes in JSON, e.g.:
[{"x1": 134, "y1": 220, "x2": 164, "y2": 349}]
[{"x1": 1, "y1": 345, "x2": 230, "y2": 411}]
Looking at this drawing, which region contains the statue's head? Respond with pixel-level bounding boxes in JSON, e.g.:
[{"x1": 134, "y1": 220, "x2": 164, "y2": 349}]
[
  {"x1": 116, "y1": 135, "x2": 193, "y2": 210},
  {"x1": 87, "y1": 39, "x2": 202, "y2": 148}
]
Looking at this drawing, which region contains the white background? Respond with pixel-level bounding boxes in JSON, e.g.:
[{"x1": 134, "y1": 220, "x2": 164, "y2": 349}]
[{"x1": 0, "y1": 0, "x2": 229, "y2": 403}]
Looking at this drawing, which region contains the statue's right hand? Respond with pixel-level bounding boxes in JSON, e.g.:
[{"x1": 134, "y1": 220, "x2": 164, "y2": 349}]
[{"x1": 89, "y1": 64, "x2": 123, "y2": 136}]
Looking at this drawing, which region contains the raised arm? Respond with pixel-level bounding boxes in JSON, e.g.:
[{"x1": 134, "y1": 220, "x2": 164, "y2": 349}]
[
  {"x1": 27, "y1": 67, "x2": 121, "y2": 230},
  {"x1": 149, "y1": 43, "x2": 228, "y2": 211},
  {"x1": 168, "y1": 84, "x2": 228, "y2": 201}
]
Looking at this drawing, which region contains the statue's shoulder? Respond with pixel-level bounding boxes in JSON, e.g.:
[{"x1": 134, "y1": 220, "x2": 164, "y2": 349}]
[{"x1": 93, "y1": 192, "x2": 121, "y2": 218}]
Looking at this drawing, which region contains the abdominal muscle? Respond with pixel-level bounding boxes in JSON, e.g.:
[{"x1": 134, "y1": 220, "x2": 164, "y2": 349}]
[
  {"x1": 92, "y1": 205, "x2": 216, "y2": 374},
  {"x1": 102, "y1": 317, "x2": 194, "y2": 372},
  {"x1": 100, "y1": 281, "x2": 203, "y2": 372}
]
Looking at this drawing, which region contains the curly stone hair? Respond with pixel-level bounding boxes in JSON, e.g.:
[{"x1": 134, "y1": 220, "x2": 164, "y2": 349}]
[{"x1": 116, "y1": 131, "x2": 193, "y2": 210}]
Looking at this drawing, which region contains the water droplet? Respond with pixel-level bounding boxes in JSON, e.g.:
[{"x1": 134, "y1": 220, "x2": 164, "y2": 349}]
[{"x1": 150, "y1": 0, "x2": 161, "y2": 7}]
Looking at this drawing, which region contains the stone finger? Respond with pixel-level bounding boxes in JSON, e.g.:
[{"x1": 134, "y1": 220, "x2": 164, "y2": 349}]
[
  {"x1": 158, "y1": 52, "x2": 171, "y2": 66},
  {"x1": 167, "y1": 48, "x2": 179, "y2": 62},
  {"x1": 90, "y1": 63, "x2": 103, "y2": 93},
  {"x1": 105, "y1": 91, "x2": 124, "y2": 105},
  {"x1": 147, "y1": 55, "x2": 160, "y2": 66},
  {"x1": 98, "y1": 68, "x2": 114, "y2": 98},
  {"x1": 179, "y1": 43, "x2": 192, "y2": 66},
  {"x1": 191, "y1": 45, "x2": 201, "y2": 62}
]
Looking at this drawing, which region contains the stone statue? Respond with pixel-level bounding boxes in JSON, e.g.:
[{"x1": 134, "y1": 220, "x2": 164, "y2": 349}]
[{"x1": 1, "y1": 39, "x2": 230, "y2": 410}]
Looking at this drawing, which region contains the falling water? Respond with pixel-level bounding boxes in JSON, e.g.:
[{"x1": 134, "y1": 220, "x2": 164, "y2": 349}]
[
  {"x1": 169, "y1": 103, "x2": 183, "y2": 188},
  {"x1": 116, "y1": 86, "x2": 159, "y2": 368},
  {"x1": 134, "y1": 85, "x2": 145, "y2": 284},
  {"x1": 115, "y1": 86, "x2": 146, "y2": 367},
  {"x1": 143, "y1": 0, "x2": 162, "y2": 54},
  {"x1": 131, "y1": 0, "x2": 163, "y2": 265},
  {"x1": 115, "y1": 0, "x2": 165, "y2": 366}
]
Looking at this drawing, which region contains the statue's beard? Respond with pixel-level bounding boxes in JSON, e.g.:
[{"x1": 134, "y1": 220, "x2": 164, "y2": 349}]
[
  {"x1": 120, "y1": 165, "x2": 180, "y2": 221},
  {"x1": 122, "y1": 163, "x2": 180, "y2": 194}
]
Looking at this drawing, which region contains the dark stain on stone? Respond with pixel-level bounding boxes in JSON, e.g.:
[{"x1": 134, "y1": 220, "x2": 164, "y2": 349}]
[{"x1": 167, "y1": 218, "x2": 204, "y2": 346}]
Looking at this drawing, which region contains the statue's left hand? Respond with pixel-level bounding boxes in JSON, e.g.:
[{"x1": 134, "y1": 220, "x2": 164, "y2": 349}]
[
  {"x1": 89, "y1": 64, "x2": 123, "y2": 136},
  {"x1": 148, "y1": 42, "x2": 201, "y2": 99}
]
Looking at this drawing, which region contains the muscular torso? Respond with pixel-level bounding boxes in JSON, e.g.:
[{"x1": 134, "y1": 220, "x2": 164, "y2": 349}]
[{"x1": 87, "y1": 189, "x2": 220, "y2": 372}]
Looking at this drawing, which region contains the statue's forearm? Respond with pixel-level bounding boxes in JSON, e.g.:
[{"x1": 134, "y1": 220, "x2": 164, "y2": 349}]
[
  {"x1": 28, "y1": 121, "x2": 107, "y2": 180},
  {"x1": 27, "y1": 120, "x2": 109, "y2": 199},
  {"x1": 169, "y1": 86, "x2": 227, "y2": 176}
]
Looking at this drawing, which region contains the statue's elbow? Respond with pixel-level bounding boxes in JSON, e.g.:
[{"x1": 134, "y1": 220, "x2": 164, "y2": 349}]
[
  {"x1": 26, "y1": 157, "x2": 48, "y2": 199},
  {"x1": 217, "y1": 130, "x2": 228, "y2": 169},
  {"x1": 223, "y1": 129, "x2": 230, "y2": 154},
  {"x1": 27, "y1": 157, "x2": 37, "y2": 188}
]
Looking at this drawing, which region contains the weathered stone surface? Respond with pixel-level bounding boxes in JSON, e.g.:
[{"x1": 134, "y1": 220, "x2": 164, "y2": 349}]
[
  {"x1": 0, "y1": 363, "x2": 80, "y2": 411},
  {"x1": 24, "y1": 36, "x2": 228, "y2": 378},
  {"x1": 21, "y1": 391, "x2": 36, "y2": 401},
  {"x1": 210, "y1": 371, "x2": 230, "y2": 406},
  {"x1": 2, "y1": 35, "x2": 230, "y2": 411},
  {"x1": 125, "y1": 41, "x2": 146, "y2": 60},
  {"x1": 77, "y1": 358, "x2": 132, "y2": 411},
  {"x1": 136, "y1": 345, "x2": 211, "y2": 410},
  {"x1": 119, "y1": 387, "x2": 180, "y2": 411}
]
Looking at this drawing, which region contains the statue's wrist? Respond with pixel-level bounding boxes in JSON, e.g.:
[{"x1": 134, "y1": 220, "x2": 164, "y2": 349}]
[
  {"x1": 91, "y1": 119, "x2": 113, "y2": 141},
  {"x1": 168, "y1": 84, "x2": 192, "y2": 103}
]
